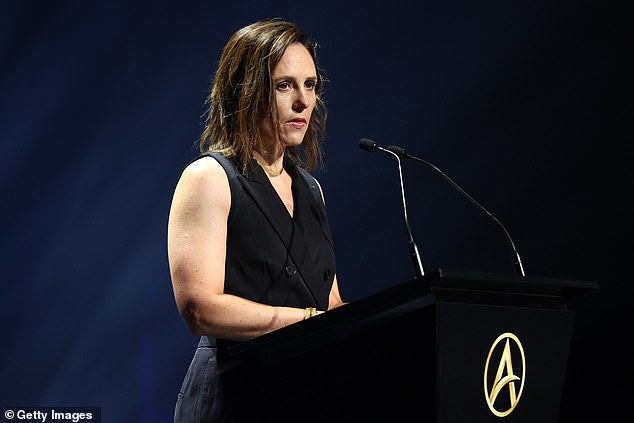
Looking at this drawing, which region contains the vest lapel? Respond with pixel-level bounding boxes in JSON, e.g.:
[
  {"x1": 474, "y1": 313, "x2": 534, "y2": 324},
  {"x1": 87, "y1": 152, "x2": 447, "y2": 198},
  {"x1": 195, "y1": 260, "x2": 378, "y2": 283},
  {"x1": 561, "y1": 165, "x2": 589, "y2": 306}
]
[
  {"x1": 237, "y1": 158, "x2": 330, "y2": 310},
  {"x1": 238, "y1": 159, "x2": 295, "y2": 245}
]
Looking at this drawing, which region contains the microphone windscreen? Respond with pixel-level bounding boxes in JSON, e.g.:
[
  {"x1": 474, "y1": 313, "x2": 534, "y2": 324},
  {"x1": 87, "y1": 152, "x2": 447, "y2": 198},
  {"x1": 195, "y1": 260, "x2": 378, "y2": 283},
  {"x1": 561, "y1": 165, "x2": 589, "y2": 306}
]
[
  {"x1": 387, "y1": 145, "x2": 406, "y2": 158},
  {"x1": 359, "y1": 138, "x2": 378, "y2": 152}
]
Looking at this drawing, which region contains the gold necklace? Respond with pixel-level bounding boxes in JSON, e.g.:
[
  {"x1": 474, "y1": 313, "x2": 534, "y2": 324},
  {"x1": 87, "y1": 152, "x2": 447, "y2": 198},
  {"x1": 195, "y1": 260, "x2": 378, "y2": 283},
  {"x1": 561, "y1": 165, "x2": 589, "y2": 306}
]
[{"x1": 255, "y1": 158, "x2": 284, "y2": 177}]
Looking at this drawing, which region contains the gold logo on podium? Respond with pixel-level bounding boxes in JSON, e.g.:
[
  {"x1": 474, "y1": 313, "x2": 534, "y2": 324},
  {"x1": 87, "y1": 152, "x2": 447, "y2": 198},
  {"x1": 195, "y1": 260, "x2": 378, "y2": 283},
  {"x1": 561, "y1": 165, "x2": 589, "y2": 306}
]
[{"x1": 484, "y1": 332, "x2": 526, "y2": 417}]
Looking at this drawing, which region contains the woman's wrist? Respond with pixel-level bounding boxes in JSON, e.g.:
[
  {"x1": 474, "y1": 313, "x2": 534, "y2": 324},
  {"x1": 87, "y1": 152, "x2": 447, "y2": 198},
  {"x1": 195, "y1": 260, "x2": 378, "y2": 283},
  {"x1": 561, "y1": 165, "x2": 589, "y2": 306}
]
[{"x1": 304, "y1": 307, "x2": 317, "y2": 320}]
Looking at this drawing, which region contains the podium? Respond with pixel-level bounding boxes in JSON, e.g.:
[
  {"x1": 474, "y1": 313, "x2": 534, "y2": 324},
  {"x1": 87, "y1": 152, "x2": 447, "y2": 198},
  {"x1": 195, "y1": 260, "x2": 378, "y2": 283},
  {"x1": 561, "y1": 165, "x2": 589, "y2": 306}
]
[{"x1": 218, "y1": 269, "x2": 597, "y2": 422}]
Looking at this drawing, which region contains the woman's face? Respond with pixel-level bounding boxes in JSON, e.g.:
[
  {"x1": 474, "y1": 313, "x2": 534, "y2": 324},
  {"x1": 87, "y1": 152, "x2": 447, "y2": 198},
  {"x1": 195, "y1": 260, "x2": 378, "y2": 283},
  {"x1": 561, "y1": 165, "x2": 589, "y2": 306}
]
[{"x1": 260, "y1": 43, "x2": 317, "y2": 150}]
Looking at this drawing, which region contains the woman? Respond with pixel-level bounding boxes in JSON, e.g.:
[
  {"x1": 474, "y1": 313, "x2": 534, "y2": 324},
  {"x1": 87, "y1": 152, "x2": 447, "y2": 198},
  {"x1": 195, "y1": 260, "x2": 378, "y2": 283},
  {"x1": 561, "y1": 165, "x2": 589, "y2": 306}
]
[{"x1": 167, "y1": 19, "x2": 345, "y2": 422}]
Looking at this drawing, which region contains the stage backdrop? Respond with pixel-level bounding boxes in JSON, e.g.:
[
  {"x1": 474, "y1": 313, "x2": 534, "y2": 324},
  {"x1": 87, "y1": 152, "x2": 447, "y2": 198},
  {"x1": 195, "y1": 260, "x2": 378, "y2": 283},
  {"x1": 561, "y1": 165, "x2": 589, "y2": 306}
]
[{"x1": 1, "y1": 1, "x2": 631, "y2": 422}]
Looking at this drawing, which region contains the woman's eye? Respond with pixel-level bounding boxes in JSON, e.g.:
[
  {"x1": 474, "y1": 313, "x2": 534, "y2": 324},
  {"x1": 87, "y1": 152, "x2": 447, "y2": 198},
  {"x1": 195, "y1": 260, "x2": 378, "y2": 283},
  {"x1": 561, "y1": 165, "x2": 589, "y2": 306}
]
[
  {"x1": 277, "y1": 82, "x2": 291, "y2": 90},
  {"x1": 305, "y1": 80, "x2": 316, "y2": 89}
]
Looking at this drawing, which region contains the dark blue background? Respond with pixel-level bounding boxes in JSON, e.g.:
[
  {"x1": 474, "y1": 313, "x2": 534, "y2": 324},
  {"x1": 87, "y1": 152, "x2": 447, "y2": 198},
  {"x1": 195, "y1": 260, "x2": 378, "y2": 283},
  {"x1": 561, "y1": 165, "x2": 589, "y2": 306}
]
[{"x1": 1, "y1": 1, "x2": 631, "y2": 421}]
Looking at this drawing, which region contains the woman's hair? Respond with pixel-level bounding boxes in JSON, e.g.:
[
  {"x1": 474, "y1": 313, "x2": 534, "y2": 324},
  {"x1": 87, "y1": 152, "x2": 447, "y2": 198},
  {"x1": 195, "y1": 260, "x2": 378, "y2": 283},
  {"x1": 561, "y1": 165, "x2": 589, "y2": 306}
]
[{"x1": 199, "y1": 18, "x2": 327, "y2": 173}]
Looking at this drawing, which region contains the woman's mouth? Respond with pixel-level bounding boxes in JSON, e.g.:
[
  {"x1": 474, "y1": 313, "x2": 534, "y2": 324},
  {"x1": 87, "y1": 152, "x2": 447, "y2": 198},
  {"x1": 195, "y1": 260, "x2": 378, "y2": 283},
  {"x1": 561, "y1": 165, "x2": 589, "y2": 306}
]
[{"x1": 287, "y1": 118, "x2": 306, "y2": 128}]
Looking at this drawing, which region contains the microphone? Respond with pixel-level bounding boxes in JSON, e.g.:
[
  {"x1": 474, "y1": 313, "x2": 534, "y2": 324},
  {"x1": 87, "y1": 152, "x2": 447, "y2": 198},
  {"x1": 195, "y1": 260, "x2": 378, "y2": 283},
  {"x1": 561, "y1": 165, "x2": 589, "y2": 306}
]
[
  {"x1": 386, "y1": 144, "x2": 526, "y2": 277},
  {"x1": 358, "y1": 138, "x2": 425, "y2": 279},
  {"x1": 359, "y1": 138, "x2": 379, "y2": 153}
]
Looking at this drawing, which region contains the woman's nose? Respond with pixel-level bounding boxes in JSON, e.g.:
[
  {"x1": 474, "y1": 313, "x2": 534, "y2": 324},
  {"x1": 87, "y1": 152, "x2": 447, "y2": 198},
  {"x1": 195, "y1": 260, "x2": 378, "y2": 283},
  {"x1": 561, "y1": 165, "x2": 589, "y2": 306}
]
[{"x1": 292, "y1": 89, "x2": 309, "y2": 111}]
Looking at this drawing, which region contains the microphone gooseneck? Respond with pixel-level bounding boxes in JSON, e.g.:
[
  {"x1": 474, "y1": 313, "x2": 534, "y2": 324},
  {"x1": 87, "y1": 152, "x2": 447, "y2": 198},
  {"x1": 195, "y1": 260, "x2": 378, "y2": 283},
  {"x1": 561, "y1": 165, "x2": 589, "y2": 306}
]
[
  {"x1": 358, "y1": 138, "x2": 425, "y2": 279},
  {"x1": 386, "y1": 145, "x2": 526, "y2": 277}
]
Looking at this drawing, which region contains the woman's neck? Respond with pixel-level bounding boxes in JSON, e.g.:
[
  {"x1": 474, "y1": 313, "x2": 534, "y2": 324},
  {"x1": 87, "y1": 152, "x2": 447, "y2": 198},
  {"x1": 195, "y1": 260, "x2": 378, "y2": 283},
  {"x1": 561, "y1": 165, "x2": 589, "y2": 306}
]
[{"x1": 253, "y1": 150, "x2": 285, "y2": 177}]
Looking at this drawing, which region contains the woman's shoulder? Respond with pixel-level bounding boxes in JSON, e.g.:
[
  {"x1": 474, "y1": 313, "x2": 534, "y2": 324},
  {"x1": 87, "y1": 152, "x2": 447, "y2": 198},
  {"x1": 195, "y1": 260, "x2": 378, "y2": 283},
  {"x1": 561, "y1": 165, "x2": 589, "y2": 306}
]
[{"x1": 176, "y1": 154, "x2": 231, "y2": 193}]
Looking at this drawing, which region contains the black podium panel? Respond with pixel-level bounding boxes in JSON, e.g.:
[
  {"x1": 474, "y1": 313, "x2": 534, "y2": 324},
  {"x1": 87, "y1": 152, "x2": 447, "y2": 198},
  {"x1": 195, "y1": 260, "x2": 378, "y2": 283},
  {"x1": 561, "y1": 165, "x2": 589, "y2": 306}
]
[
  {"x1": 218, "y1": 269, "x2": 596, "y2": 422},
  {"x1": 221, "y1": 305, "x2": 437, "y2": 421},
  {"x1": 437, "y1": 302, "x2": 575, "y2": 422}
]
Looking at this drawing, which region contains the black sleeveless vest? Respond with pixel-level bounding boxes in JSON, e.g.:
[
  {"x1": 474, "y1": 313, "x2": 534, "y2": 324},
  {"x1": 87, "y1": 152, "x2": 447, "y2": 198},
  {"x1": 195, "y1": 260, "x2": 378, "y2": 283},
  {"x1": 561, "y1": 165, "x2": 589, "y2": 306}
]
[{"x1": 193, "y1": 152, "x2": 336, "y2": 311}]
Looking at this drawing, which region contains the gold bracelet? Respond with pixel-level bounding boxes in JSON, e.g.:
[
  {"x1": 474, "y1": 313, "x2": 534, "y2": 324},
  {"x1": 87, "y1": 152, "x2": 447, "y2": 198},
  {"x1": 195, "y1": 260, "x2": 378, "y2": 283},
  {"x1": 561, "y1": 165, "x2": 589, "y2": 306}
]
[{"x1": 304, "y1": 307, "x2": 317, "y2": 320}]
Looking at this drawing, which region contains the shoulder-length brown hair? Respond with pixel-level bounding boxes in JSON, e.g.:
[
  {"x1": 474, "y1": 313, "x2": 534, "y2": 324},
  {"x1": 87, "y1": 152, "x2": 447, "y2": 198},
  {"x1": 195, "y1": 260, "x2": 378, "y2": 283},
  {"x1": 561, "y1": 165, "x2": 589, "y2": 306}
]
[{"x1": 199, "y1": 18, "x2": 327, "y2": 173}]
